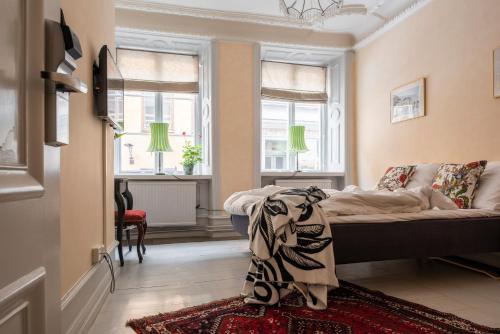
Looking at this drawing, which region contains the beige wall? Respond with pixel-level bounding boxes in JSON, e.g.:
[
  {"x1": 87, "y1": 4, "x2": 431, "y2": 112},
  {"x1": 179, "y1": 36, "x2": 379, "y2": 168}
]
[
  {"x1": 216, "y1": 41, "x2": 256, "y2": 206},
  {"x1": 354, "y1": 0, "x2": 500, "y2": 188},
  {"x1": 59, "y1": 0, "x2": 116, "y2": 296}
]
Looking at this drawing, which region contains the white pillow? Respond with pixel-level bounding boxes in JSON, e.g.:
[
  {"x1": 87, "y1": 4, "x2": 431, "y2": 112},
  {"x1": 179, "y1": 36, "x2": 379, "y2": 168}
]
[
  {"x1": 406, "y1": 163, "x2": 440, "y2": 189},
  {"x1": 472, "y1": 161, "x2": 500, "y2": 210}
]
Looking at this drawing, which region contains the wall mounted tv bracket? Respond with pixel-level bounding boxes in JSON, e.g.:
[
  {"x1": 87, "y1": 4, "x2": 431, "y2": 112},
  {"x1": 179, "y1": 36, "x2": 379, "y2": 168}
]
[{"x1": 41, "y1": 10, "x2": 87, "y2": 147}]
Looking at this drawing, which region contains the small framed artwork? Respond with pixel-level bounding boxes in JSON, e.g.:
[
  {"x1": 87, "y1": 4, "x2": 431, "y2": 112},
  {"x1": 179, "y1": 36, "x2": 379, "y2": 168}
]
[
  {"x1": 390, "y1": 78, "x2": 425, "y2": 123},
  {"x1": 494, "y1": 47, "x2": 500, "y2": 98}
]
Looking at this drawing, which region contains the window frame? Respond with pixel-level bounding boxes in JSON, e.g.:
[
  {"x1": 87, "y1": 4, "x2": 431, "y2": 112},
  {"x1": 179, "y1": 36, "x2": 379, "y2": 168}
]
[
  {"x1": 261, "y1": 99, "x2": 327, "y2": 173},
  {"x1": 115, "y1": 91, "x2": 201, "y2": 175}
]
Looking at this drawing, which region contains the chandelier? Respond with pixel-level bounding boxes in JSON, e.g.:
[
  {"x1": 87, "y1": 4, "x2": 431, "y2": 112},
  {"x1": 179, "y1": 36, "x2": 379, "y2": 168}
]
[{"x1": 279, "y1": 0, "x2": 344, "y2": 23}]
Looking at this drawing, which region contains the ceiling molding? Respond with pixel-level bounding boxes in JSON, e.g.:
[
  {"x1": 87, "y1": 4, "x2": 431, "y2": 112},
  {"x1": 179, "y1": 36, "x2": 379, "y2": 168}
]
[
  {"x1": 115, "y1": 0, "x2": 366, "y2": 33},
  {"x1": 115, "y1": 27, "x2": 352, "y2": 54},
  {"x1": 115, "y1": 0, "x2": 317, "y2": 29},
  {"x1": 353, "y1": 0, "x2": 432, "y2": 50}
]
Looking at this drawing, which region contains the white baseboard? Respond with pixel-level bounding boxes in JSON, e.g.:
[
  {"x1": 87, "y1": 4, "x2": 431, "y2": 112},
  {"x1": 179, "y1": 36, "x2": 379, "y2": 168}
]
[{"x1": 61, "y1": 246, "x2": 119, "y2": 334}]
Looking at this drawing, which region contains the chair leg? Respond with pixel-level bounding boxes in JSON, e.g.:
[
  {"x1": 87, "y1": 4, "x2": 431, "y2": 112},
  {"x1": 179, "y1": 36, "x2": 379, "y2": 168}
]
[
  {"x1": 136, "y1": 223, "x2": 144, "y2": 263},
  {"x1": 126, "y1": 229, "x2": 132, "y2": 252},
  {"x1": 116, "y1": 224, "x2": 124, "y2": 267},
  {"x1": 141, "y1": 220, "x2": 147, "y2": 254}
]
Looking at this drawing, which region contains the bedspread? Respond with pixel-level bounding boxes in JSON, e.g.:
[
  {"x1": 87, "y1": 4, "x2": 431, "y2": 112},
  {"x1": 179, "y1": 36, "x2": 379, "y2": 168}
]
[{"x1": 242, "y1": 187, "x2": 338, "y2": 310}]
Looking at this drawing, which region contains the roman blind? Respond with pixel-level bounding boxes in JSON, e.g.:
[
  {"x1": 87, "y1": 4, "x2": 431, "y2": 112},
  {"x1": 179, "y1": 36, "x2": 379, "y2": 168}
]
[
  {"x1": 117, "y1": 48, "x2": 199, "y2": 93},
  {"x1": 261, "y1": 61, "x2": 327, "y2": 102}
]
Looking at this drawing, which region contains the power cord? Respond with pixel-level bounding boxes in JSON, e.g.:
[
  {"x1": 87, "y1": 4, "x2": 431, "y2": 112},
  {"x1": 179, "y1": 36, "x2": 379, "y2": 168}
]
[{"x1": 101, "y1": 251, "x2": 116, "y2": 293}]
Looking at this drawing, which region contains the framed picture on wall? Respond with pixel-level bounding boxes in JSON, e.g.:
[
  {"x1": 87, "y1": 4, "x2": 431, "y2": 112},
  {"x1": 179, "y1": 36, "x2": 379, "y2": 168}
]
[
  {"x1": 494, "y1": 47, "x2": 500, "y2": 98},
  {"x1": 390, "y1": 78, "x2": 426, "y2": 123}
]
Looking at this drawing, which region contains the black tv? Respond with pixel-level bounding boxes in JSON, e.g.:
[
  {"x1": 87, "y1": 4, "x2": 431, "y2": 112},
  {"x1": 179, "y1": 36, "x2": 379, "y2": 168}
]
[{"x1": 94, "y1": 45, "x2": 124, "y2": 130}]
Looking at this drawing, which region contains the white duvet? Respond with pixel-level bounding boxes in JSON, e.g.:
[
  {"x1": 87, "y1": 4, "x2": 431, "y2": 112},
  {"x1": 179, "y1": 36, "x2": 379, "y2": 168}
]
[{"x1": 223, "y1": 185, "x2": 458, "y2": 217}]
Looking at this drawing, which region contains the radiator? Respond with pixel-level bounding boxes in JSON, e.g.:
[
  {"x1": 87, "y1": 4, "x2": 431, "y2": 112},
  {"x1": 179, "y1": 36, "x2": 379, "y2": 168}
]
[
  {"x1": 275, "y1": 179, "x2": 334, "y2": 189},
  {"x1": 128, "y1": 181, "x2": 197, "y2": 226}
]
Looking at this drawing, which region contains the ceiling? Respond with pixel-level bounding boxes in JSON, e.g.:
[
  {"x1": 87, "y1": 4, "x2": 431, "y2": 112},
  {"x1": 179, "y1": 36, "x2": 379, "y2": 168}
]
[{"x1": 116, "y1": 0, "x2": 420, "y2": 41}]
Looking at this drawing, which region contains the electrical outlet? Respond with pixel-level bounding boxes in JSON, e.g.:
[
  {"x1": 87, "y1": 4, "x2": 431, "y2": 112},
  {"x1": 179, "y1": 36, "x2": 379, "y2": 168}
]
[{"x1": 92, "y1": 245, "x2": 106, "y2": 264}]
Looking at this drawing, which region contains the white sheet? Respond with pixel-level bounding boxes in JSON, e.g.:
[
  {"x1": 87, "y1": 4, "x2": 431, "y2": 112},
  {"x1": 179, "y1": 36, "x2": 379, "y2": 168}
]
[{"x1": 224, "y1": 185, "x2": 457, "y2": 217}]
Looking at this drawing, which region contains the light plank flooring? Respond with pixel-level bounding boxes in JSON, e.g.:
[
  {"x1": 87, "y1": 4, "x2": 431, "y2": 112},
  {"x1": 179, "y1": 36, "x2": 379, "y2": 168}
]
[{"x1": 89, "y1": 240, "x2": 500, "y2": 333}]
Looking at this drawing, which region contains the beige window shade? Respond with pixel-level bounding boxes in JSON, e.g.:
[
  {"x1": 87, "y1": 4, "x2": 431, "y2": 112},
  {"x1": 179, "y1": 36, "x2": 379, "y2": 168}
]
[
  {"x1": 117, "y1": 48, "x2": 199, "y2": 93},
  {"x1": 261, "y1": 61, "x2": 327, "y2": 102}
]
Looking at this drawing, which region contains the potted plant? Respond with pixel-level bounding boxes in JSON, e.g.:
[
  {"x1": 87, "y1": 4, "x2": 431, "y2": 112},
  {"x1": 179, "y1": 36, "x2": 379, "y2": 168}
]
[{"x1": 181, "y1": 141, "x2": 202, "y2": 175}]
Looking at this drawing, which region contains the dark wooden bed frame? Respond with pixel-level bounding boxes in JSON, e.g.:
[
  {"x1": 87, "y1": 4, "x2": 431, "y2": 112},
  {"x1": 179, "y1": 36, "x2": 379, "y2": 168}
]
[{"x1": 231, "y1": 215, "x2": 500, "y2": 264}]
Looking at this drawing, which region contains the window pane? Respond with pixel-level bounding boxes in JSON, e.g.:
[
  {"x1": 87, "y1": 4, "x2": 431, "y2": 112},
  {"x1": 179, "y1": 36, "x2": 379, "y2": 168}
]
[
  {"x1": 123, "y1": 91, "x2": 155, "y2": 134},
  {"x1": 120, "y1": 91, "x2": 157, "y2": 173},
  {"x1": 275, "y1": 156, "x2": 284, "y2": 170},
  {"x1": 265, "y1": 157, "x2": 272, "y2": 170},
  {"x1": 295, "y1": 103, "x2": 322, "y2": 171},
  {"x1": 162, "y1": 93, "x2": 197, "y2": 172},
  {"x1": 261, "y1": 100, "x2": 289, "y2": 171},
  {"x1": 119, "y1": 134, "x2": 155, "y2": 173}
]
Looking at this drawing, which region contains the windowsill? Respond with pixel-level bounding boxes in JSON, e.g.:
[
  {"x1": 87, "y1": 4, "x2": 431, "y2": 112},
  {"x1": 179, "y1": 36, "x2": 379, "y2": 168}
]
[
  {"x1": 261, "y1": 171, "x2": 344, "y2": 177},
  {"x1": 115, "y1": 174, "x2": 212, "y2": 180}
]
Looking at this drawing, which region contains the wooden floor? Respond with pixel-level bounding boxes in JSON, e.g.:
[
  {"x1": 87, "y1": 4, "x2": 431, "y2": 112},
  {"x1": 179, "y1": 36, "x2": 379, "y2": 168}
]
[{"x1": 89, "y1": 240, "x2": 500, "y2": 333}]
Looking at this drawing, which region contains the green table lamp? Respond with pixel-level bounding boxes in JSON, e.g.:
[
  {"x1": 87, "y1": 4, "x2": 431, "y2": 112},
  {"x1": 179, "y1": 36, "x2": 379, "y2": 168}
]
[
  {"x1": 148, "y1": 122, "x2": 172, "y2": 175},
  {"x1": 289, "y1": 125, "x2": 308, "y2": 172}
]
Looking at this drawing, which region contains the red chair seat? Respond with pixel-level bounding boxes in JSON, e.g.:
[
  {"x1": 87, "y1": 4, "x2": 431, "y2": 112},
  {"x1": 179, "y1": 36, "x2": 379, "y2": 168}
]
[{"x1": 115, "y1": 210, "x2": 146, "y2": 224}]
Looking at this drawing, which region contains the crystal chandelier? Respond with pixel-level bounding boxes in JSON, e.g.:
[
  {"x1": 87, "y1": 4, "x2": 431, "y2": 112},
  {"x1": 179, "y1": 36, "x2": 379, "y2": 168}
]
[{"x1": 279, "y1": 0, "x2": 344, "y2": 23}]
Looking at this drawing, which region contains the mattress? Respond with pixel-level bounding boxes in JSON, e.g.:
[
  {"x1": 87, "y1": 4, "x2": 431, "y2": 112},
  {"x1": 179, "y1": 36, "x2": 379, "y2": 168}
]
[{"x1": 328, "y1": 208, "x2": 500, "y2": 224}]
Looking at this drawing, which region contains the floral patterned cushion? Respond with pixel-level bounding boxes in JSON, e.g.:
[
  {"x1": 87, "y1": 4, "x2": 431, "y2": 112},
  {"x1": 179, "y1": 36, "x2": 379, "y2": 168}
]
[
  {"x1": 431, "y1": 161, "x2": 488, "y2": 209},
  {"x1": 376, "y1": 166, "x2": 416, "y2": 191}
]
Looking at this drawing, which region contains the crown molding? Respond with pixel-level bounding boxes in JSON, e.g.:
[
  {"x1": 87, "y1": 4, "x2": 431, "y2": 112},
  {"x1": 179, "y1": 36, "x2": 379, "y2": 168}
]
[
  {"x1": 115, "y1": 0, "x2": 366, "y2": 33},
  {"x1": 115, "y1": 0, "x2": 316, "y2": 29},
  {"x1": 353, "y1": 0, "x2": 433, "y2": 50},
  {"x1": 115, "y1": 26, "x2": 352, "y2": 54}
]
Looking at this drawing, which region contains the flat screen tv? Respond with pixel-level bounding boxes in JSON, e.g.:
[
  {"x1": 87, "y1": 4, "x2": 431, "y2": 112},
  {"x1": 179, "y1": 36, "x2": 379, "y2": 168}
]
[{"x1": 94, "y1": 45, "x2": 124, "y2": 130}]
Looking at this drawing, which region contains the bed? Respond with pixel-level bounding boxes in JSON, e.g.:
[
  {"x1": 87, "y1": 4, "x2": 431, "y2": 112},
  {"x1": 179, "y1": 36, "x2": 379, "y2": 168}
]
[
  {"x1": 231, "y1": 213, "x2": 500, "y2": 264},
  {"x1": 228, "y1": 161, "x2": 500, "y2": 265}
]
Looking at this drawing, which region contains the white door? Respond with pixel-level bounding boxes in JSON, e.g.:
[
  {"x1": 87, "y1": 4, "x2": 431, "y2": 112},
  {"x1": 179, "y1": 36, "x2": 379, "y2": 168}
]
[{"x1": 0, "y1": 0, "x2": 62, "y2": 333}]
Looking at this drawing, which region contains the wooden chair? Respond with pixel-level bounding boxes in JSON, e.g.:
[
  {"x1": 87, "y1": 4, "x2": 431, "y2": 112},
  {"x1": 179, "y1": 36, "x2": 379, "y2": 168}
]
[{"x1": 115, "y1": 179, "x2": 147, "y2": 266}]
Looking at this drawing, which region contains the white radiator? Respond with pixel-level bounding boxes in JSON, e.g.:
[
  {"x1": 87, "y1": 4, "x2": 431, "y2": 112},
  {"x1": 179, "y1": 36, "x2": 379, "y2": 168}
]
[
  {"x1": 275, "y1": 179, "x2": 334, "y2": 189},
  {"x1": 128, "y1": 181, "x2": 197, "y2": 226}
]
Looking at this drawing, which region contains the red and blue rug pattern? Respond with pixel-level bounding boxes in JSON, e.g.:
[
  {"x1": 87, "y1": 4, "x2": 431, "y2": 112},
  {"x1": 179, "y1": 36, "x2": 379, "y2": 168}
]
[{"x1": 127, "y1": 281, "x2": 500, "y2": 334}]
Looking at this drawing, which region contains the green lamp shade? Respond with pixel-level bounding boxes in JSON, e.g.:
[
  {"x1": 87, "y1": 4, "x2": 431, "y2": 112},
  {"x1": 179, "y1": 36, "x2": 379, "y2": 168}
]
[
  {"x1": 289, "y1": 125, "x2": 308, "y2": 153},
  {"x1": 147, "y1": 122, "x2": 172, "y2": 152}
]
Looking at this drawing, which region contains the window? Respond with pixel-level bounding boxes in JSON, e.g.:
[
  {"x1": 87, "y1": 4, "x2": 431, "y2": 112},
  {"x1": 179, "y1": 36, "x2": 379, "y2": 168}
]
[
  {"x1": 115, "y1": 48, "x2": 206, "y2": 175},
  {"x1": 119, "y1": 92, "x2": 197, "y2": 174},
  {"x1": 261, "y1": 100, "x2": 325, "y2": 172},
  {"x1": 261, "y1": 60, "x2": 328, "y2": 172}
]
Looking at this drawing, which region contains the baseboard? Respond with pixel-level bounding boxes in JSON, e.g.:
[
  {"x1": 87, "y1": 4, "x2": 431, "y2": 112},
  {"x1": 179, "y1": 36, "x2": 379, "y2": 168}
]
[{"x1": 61, "y1": 246, "x2": 120, "y2": 334}]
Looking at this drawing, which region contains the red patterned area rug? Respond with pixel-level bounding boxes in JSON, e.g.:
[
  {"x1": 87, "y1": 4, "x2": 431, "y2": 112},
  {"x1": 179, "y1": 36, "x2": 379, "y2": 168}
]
[{"x1": 127, "y1": 281, "x2": 500, "y2": 334}]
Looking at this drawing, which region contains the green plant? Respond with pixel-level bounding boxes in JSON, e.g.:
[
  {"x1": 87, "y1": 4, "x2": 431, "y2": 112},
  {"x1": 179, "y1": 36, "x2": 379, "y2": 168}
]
[{"x1": 181, "y1": 142, "x2": 202, "y2": 167}]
